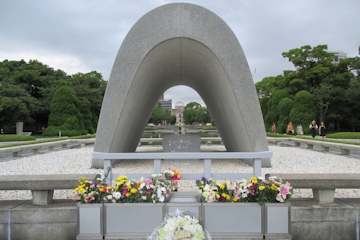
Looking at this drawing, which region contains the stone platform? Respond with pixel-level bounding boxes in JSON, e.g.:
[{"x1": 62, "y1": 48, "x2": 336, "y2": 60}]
[{"x1": 1, "y1": 196, "x2": 360, "y2": 239}]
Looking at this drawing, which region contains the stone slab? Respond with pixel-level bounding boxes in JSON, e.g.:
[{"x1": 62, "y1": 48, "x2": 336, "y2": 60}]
[
  {"x1": 0, "y1": 174, "x2": 100, "y2": 190},
  {"x1": 265, "y1": 173, "x2": 360, "y2": 189},
  {"x1": 163, "y1": 134, "x2": 201, "y2": 161}
]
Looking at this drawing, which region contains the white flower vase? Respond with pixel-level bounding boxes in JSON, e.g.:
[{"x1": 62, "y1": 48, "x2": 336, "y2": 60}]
[
  {"x1": 264, "y1": 203, "x2": 291, "y2": 239},
  {"x1": 104, "y1": 203, "x2": 165, "y2": 238},
  {"x1": 77, "y1": 203, "x2": 103, "y2": 240},
  {"x1": 201, "y1": 202, "x2": 264, "y2": 239}
]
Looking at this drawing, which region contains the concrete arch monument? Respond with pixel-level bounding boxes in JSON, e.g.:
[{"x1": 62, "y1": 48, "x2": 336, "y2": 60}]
[{"x1": 92, "y1": 3, "x2": 271, "y2": 168}]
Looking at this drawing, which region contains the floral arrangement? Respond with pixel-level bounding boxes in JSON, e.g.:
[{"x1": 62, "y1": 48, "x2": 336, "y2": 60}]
[
  {"x1": 148, "y1": 211, "x2": 207, "y2": 240},
  {"x1": 196, "y1": 176, "x2": 292, "y2": 205},
  {"x1": 73, "y1": 173, "x2": 172, "y2": 204},
  {"x1": 152, "y1": 174, "x2": 172, "y2": 203},
  {"x1": 163, "y1": 168, "x2": 182, "y2": 180},
  {"x1": 72, "y1": 176, "x2": 109, "y2": 203}
]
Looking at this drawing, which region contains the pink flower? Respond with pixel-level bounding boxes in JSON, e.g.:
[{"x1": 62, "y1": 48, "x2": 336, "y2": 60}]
[
  {"x1": 163, "y1": 191, "x2": 167, "y2": 194},
  {"x1": 123, "y1": 190, "x2": 128, "y2": 195},
  {"x1": 143, "y1": 179, "x2": 153, "y2": 185},
  {"x1": 96, "y1": 185, "x2": 100, "y2": 188},
  {"x1": 284, "y1": 181, "x2": 292, "y2": 189},
  {"x1": 158, "y1": 176, "x2": 165, "y2": 180},
  {"x1": 279, "y1": 185, "x2": 291, "y2": 199},
  {"x1": 276, "y1": 195, "x2": 284, "y2": 203},
  {"x1": 166, "y1": 194, "x2": 169, "y2": 198},
  {"x1": 90, "y1": 184, "x2": 95, "y2": 188},
  {"x1": 72, "y1": 194, "x2": 80, "y2": 201}
]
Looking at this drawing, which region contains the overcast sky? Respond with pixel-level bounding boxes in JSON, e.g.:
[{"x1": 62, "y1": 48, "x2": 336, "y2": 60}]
[{"x1": 1, "y1": 0, "x2": 359, "y2": 107}]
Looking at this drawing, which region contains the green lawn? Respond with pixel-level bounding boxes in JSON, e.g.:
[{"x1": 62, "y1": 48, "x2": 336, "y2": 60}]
[
  {"x1": 0, "y1": 134, "x2": 96, "y2": 148},
  {"x1": 326, "y1": 132, "x2": 360, "y2": 139},
  {"x1": 0, "y1": 135, "x2": 36, "y2": 142}
]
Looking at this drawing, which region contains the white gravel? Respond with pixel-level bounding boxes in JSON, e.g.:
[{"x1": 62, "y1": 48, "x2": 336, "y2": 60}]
[{"x1": 1, "y1": 145, "x2": 360, "y2": 200}]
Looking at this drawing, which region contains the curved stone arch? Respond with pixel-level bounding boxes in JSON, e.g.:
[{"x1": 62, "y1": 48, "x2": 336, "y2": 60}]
[{"x1": 93, "y1": 3, "x2": 271, "y2": 168}]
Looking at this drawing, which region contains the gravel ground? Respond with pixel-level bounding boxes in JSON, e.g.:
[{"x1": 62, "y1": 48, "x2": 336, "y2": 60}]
[{"x1": 1, "y1": 145, "x2": 360, "y2": 200}]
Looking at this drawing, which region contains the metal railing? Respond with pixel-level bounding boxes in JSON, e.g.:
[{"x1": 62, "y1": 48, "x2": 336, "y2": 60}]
[{"x1": 92, "y1": 151, "x2": 273, "y2": 185}]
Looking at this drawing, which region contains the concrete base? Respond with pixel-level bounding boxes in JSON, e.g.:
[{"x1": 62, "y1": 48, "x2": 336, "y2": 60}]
[
  {"x1": 313, "y1": 189, "x2": 335, "y2": 204},
  {"x1": 32, "y1": 190, "x2": 54, "y2": 205},
  {"x1": 1, "y1": 200, "x2": 77, "y2": 240},
  {"x1": 342, "y1": 149, "x2": 350, "y2": 155},
  {"x1": 2, "y1": 198, "x2": 360, "y2": 240}
]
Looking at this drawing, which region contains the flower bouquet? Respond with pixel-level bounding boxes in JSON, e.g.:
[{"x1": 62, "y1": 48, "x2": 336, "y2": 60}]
[
  {"x1": 152, "y1": 174, "x2": 173, "y2": 203},
  {"x1": 148, "y1": 210, "x2": 211, "y2": 240},
  {"x1": 73, "y1": 173, "x2": 173, "y2": 204},
  {"x1": 72, "y1": 176, "x2": 109, "y2": 203},
  {"x1": 196, "y1": 176, "x2": 292, "y2": 204},
  {"x1": 163, "y1": 168, "x2": 182, "y2": 191}
]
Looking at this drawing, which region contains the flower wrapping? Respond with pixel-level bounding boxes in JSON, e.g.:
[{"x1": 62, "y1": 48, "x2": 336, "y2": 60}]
[{"x1": 148, "y1": 210, "x2": 211, "y2": 240}]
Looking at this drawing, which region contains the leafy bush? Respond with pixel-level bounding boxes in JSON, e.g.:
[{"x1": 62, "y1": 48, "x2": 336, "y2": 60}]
[
  {"x1": 0, "y1": 135, "x2": 36, "y2": 142},
  {"x1": 326, "y1": 132, "x2": 360, "y2": 139},
  {"x1": 44, "y1": 86, "x2": 88, "y2": 136},
  {"x1": 289, "y1": 90, "x2": 315, "y2": 135}
]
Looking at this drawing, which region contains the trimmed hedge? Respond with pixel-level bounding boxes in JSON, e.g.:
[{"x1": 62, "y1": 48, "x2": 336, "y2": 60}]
[
  {"x1": 0, "y1": 135, "x2": 36, "y2": 142},
  {"x1": 266, "y1": 133, "x2": 295, "y2": 138},
  {"x1": 144, "y1": 127, "x2": 159, "y2": 130},
  {"x1": 326, "y1": 132, "x2": 360, "y2": 139},
  {"x1": 201, "y1": 126, "x2": 218, "y2": 130},
  {"x1": 0, "y1": 134, "x2": 95, "y2": 148}
]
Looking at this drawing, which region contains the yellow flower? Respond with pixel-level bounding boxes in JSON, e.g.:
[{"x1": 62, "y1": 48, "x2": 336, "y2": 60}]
[
  {"x1": 252, "y1": 179, "x2": 258, "y2": 184},
  {"x1": 79, "y1": 188, "x2": 84, "y2": 193},
  {"x1": 271, "y1": 184, "x2": 278, "y2": 191},
  {"x1": 126, "y1": 193, "x2": 131, "y2": 197},
  {"x1": 115, "y1": 186, "x2": 119, "y2": 191},
  {"x1": 200, "y1": 185, "x2": 204, "y2": 188},
  {"x1": 222, "y1": 193, "x2": 227, "y2": 197},
  {"x1": 130, "y1": 188, "x2": 137, "y2": 194},
  {"x1": 250, "y1": 177, "x2": 257, "y2": 181},
  {"x1": 215, "y1": 191, "x2": 219, "y2": 195},
  {"x1": 226, "y1": 195, "x2": 230, "y2": 200},
  {"x1": 99, "y1": 188, "x2": 103, "y2": 192},
  {"x1": 85, "y1": 180, "x2": 89, "y2": 183},
  {"x1": 233, "y1": 198, "x2": 238, "y2": 202},
  {"x1": 220, "y1": 184, "x2": 225, "y2": 190},
  {"x1": 137, "y1": 182, "x2": 141, "y2": 188},
  {"x1": 75, "y1": 188, "x2": 79, "y2": 192},
  {"x1": 85, "y1": 187, "x2": 89, "y2": 190},
  {"x1": 259, "y1": 186, "x2": 265, "y2": 191},
  {"x1": 106, "y1": 186, "x2": 112, "y2": 190},
  {"x1": 127, "y1": 185, "x2": 132, "y2": 189}
]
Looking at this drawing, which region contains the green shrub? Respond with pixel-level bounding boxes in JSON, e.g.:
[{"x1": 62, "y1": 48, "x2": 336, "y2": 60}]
[
  {"x1": 289, "y1": 90, "x2": 315, "y2": 135},
  {"x1": 0, "y1": 135, "x2": 36, "y2": 142},
  {"x1": 44, "y1": 86, "x2": 88, "y2": 136},
  {"x1": 327, "y1": 132, "x2": 360, "y2": 139}
]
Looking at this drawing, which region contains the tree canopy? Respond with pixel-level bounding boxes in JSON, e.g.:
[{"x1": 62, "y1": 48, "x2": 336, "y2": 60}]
[
  {"x1": 0, "y1": 59, "x2": 107, "y2": 134},
  {"x1": 257, "y1": 45, "x2": 357, "y2": 132}
]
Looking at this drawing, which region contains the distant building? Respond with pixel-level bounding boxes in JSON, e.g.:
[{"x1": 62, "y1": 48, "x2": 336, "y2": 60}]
[
  {"x1": 329, "y1": 51, "x2": 347, "y2": 64},
  {"x1": 172, "y1": 101, "x2": 185, "y2": 124},
  {"x1": 160, "y1": 99, "x2": 172, "y2": 110}
]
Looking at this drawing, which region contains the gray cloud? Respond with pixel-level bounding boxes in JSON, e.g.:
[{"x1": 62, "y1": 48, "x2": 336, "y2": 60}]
[{"x1": 1, "y1": 0, "x2": 359, "y2": 107}]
